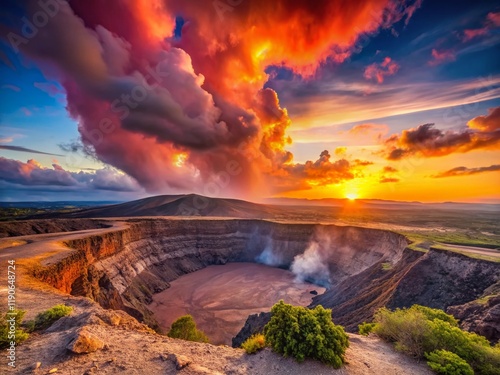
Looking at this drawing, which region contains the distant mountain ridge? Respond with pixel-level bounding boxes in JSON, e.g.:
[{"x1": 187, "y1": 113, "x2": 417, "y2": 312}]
[{"x1": 39, "y1": 194, "x2": 284, "y2": 219}]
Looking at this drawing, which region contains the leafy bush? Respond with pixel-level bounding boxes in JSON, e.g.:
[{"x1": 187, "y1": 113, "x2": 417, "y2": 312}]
[
  {"x1": 33, "y1": 304, "x2": 72, "y2": 330},
  {"x1": 411, "y1": 305, "x2": 458, "y2": 326},
  {"x1": 167, "y1": 315, "x2": 209, "y2": 343},
  {"x1": 264, "y1": 300, "x2": 349, "y2": 368},
  {"x1": 0, "y1": 309, "x2": 29, "y2": 349},
  {"x1": 425, "y1": 350, "x2": 474, "y2": 375},
  {"x1": 373, "y1": 306, "x2": 430, "y2": 357},
  {"x1": 241, "y1": 334, "x2": 266, "y2": 354},
  {"x1": 358, "y1": 322, "x2": 376, "y2": 336},
  {"x1": 425, "y1": 319, "x2": 500, "y2": 375},
  {"x1": 372, "y1": 304, "x2": 500, "y2": 375}
]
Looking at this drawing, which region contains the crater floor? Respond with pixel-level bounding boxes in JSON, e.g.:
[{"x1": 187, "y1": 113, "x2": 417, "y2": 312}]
[{"x1": 148, "y1": 262, "x2": 325, "y2": 345}]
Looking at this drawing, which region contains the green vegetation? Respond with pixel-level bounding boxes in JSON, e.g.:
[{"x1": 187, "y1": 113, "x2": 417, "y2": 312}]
[
  {"x1": 381, "y1": 262, "x2": 393, "y2": 271},
  {"x1": 358, "y1": 322, "x2": 377, "y2": 336},
  {"x1": 404, "y1": 231, "x2": 500, "y2": 251},
  {"x1": 371, "y1": 305, "x2": 500, "y2": 375},
  {"x1": 241, "y1": 334, "x2": 266, "y2": 354},
  {"x1": 425, "y1": 350, "x2": 474, "y2": 375},
  {"x1": 0, "y1": 309, "x2": 29, "y2": 349},
  {"x1": 264, "y1": 300, "x2": 349, "y2": 368},
  {"x1": 167, "y1": 315, "x2": 209, "y2": 343},
  {"x1": 32, "y1": 304, "x2": 73, "y2": 331}
]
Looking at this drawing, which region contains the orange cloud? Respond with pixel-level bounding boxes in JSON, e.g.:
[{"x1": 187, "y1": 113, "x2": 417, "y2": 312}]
[
  {"x1": 382, "y1": 107, "x2": 500, "y2": 160},
  {"x1": 382, "y1": 166, "x2": 398, "y2": 173},
  {"x1": 363, "y1": 57, "x2": 399, "y2": 83},
  {"x1": 348, "y1": 123, "x2": 389, "y2": 141},
  {"x1": 275, "y1": 150, "x2": 373, "y2": 192},
  {"x1": 380, "y1": 177, "x2": 399, "y2": 183},
  {"x1": 467, "y1": 106, "x2": 500, "y2": 132}
]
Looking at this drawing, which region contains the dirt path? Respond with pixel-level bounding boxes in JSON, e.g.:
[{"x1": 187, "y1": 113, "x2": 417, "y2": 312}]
[{"x1": 148, "y1": 263, "x2": 325, "y2": 344}]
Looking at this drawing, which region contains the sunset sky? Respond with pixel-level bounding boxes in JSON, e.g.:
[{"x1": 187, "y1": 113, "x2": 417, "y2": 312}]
[{"x1": 0, "y1": 0, "x2": 499, "y2": 202}]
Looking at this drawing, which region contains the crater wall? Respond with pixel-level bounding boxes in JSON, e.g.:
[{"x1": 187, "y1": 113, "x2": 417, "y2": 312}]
[{"x1": 31, "y1": 218, "x2": 409, "y2": 328}]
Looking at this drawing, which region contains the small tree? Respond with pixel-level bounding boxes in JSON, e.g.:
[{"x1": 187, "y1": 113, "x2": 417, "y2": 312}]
[
  {"x1": 167, "y1": 315, "x2": 209, "y2": 343},
  {"x1": 264, "y1": 300, "x2": 349, "y2": 367}
]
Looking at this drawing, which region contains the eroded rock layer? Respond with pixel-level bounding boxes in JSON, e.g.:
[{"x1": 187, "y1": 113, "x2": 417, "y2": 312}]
[
  {"x1": 31, "y1": 219, "x2": 407, "y2": 327},
  {"x1": 28, "y1": 218, "x2": 499, "y2": 343}
]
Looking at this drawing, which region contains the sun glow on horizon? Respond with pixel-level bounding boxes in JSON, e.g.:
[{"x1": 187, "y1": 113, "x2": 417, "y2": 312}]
[{"x1": 346, "y1": 193, "x2": 358, "y2": 201}]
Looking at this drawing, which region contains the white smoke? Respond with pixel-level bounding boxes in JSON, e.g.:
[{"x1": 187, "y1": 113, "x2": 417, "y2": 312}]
[
  {"x1": 291, "y1": 241, "x2": 331, "y2": 287},
  {"x1": 256, "y1": 244, "x2": 283, "y2": 266}
]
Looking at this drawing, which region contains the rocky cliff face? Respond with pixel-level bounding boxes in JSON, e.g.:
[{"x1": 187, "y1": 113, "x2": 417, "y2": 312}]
[
  {"x1": 30, "y1": 219, "x2": 408, "y2": 329},
  {"x1": 447, "y1": 295, "x2": 500, "y2": 343},
  {"x1": 233, "y1": 247, "x2": 500, "y2": 346},
  {"x1": 387, "y1": 248, "x2": 500, "y2": 310},
  {"x1": 28, "y1": 218, "x2": 499, "y2": 344}
]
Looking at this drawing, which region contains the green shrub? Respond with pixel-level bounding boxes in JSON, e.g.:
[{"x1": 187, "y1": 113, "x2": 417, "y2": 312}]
[
  {"x1": 411, "y1": 305, "x2": 458, "y2": 327},
  {"x1": 425, "y1": 319, "x2": 500, "y2": 375},
  {"x1": 372, "y1": 304, "x2": 500, "y2": 375},
  {"x1": 373, "y1": 306, "x2": 430, "y2": 357},
  {"x1": 425, "y1": 350, "x2": 474, "y2": 375},
  {"x1": 0, "y1": 309, "x2": 29, "y2": 349},
  {"x1": 264, "y1": 300, "x2": 349, "y2": 368},
  {"x1": 167, "y1": 315, "x2": 209, "y2": 343},
  {"x1": 358, "y1": 322, "x2": 377, "y2": 336},
  {"x1": 34, "y1": 304, "x2": 72, "y2": 330},
  {"x1": 242, "y1": 334, "x2": 266, "y2": 354}
]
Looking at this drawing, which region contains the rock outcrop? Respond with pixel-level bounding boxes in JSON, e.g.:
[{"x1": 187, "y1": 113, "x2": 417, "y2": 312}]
[
  {"x1": 232, "y1": 312, "x2": 271, "y2": 347},
  {"x1": 66, "y1": 327, "x2": 105, "y2": 353},
  {"x1": 387, "y1": 248, "x2": 500, "y2": 311},
  {"x1": 447, "y1": 294, "x2": 500, "y2": 343}
]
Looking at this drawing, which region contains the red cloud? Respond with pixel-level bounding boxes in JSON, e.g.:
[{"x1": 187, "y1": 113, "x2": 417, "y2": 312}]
[
  {"x1": 4, "y1": 0, "x2": 422, "y2": 197},
  {"x1": 462, "y1": 11, "x2": 500, "y2": 42},
  {"x1": 428, "y1": 49, "x2": 456, "y2": 66},
  {"x1": 364, "y1": 57, "x2": 400, "y2": 84}
]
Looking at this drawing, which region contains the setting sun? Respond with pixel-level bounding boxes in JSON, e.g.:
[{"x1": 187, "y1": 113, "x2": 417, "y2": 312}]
[{"x1": 346, "y1": 193, "x2": 358, "y2": 201}]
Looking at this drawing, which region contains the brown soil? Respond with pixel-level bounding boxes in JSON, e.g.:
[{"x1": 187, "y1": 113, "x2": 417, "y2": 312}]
[
  {"x1": 7, "y1": 296, "x2": 433, "y2": 375},
  {"x1": 148, "y1": 263, "x2": 325, "y2": 345}
]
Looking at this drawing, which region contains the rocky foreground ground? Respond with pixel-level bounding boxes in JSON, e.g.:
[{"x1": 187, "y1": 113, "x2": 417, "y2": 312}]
[{"x1": 5, "y1": 293, "x2": 433, "y2": 375}]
